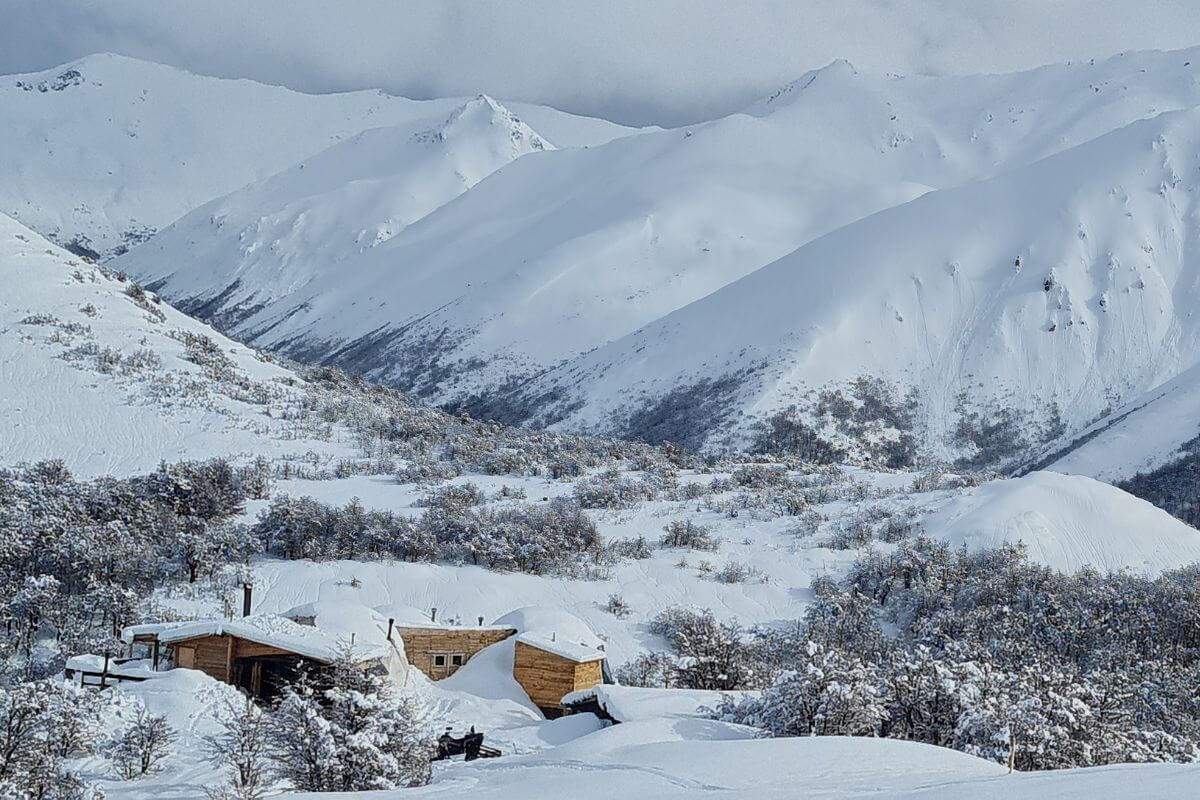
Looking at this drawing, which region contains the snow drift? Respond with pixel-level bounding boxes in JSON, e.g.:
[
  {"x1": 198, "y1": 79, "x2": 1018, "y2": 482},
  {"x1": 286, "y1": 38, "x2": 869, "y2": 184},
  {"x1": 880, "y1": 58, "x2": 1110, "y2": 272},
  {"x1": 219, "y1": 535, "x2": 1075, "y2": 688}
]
[{"x1": 923, "y1": 471, "x2": 1200, "y2": 576}]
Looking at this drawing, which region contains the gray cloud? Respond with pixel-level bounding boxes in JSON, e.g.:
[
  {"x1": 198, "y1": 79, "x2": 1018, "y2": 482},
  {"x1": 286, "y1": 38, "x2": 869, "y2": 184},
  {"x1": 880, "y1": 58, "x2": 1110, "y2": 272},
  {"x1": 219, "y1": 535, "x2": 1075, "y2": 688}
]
[{"x1": 4, "y1": 0, "x2": 1199, "y2": 125}]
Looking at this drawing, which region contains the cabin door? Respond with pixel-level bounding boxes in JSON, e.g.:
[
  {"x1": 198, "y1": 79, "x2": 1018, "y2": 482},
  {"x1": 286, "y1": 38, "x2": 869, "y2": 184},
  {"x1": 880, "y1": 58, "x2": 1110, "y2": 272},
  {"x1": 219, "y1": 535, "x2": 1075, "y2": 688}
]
[{"x1": 176, "y1": 646, "x2": 195, "y2": 669}]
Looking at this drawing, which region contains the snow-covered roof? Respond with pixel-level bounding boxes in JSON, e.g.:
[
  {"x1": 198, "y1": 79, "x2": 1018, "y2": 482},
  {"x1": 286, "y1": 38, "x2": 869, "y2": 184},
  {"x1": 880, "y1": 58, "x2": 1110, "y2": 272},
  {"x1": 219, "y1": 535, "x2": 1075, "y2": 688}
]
[
  {"x1": 121, "y1": 622, "x2": 181, "y2": 643},
  {"x1": 495, "y1": 606, "x2": 607, "y2": 663},
  {"x1": 516, "y1": 632, "x2": 605, "y2": 663},
  {"x1": 139, "y1": 613, "x2": 395, "y2": 663},
  {"x1": 373, "y1": 602, "x2": 516, "y2": 630}
]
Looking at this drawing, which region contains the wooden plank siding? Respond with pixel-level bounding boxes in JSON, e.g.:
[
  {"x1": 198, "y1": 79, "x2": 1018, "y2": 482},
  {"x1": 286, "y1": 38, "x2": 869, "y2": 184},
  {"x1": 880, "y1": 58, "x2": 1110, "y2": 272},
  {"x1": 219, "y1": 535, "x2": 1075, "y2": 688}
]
[
  {"x1": 167, "y1": 634, "x2": 325, "y2": 685},
  {"x1": 394, "y1": 626, "x2": 515, "y2": 680},
  {"x1": 169, "y1": 634, "x2": 237, "y2": 683},
  {"x1": 512, "y1": 641, "x2": 604, "y2": 712}
]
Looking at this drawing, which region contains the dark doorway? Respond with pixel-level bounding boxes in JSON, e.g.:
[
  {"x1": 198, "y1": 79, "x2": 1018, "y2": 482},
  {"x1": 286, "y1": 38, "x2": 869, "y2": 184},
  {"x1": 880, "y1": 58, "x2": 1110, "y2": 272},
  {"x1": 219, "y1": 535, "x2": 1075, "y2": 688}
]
[{"x1": 233, "y1": 655, "x2": 306, "y2": 702}]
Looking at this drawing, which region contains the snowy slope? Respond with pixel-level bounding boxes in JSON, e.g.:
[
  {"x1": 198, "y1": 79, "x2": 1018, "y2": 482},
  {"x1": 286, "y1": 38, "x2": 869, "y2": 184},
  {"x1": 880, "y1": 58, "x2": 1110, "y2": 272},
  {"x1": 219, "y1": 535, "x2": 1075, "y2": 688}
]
[
  {"x1": 0, "y1": 54, "x2": 643, "y2": 259},
  {"x1": 118, "y1": 47, "x2": 1200, "y2": 429},
  {"x1": 1034, "y1": 362, "x2": 1200, "y2": 482},
  {"x1": 922, "y1": 472, "x2": 1200, "y2": 576},
  {"x1": 0, "y1": 212, "x2": 353, "y2": 476},
  {"x1": 517, "y1": 99, "x2": 1200, "y2": 452},
  {"x1": 120, "y1": 95, "x2": 553, "y2": 323},
  {"x1": 91, "y1": 665, "x2": 1200, "y2": 800}
]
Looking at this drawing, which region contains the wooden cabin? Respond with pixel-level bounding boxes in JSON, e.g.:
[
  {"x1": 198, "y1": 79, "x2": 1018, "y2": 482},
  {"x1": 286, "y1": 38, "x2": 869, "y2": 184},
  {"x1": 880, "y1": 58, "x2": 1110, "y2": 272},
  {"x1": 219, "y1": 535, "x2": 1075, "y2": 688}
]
[
  {"x1": 392, "y1": 623, "x2": 517, "y2": 679},
  {"x1": 512, "y1": 634, "x2": 606, "y2": 717},
  {"x1": 124, "y1": 602, "x2": 607, "y2": 716},
  {"x1": 123, "y1": 614, "x2": 406, "y2": 701}
]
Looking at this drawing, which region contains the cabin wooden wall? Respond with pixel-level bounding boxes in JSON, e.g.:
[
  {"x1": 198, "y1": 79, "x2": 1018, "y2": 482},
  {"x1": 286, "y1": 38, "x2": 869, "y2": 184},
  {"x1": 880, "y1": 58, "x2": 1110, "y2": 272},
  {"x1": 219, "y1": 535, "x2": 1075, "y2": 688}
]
[
  {"x1": 512, "y1": 641, "x2": 604, "y2": 712},
  {"x1": 170, "y1": 635, "x2": 234, "y2": 682},
  {"x1": 395, "y1": 627, "x2": 515, "y2": 679},
  {"x1": 169, "y1": 635, "x2": 306, "y2": 684},
  {"x1": 574, "y1": 658, "x2": 603, "y2": 691}
]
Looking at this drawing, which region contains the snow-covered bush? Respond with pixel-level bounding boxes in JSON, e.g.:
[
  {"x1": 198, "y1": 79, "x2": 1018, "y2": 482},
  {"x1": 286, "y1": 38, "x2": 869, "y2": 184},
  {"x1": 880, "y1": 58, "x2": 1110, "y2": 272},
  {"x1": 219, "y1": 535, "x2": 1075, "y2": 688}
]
[
  {"x1": 711, "y1": 541, "x2": 1200, "y2": 770},
  {"x1": 572, "y1": 470, "x2": 657, "y2": 509},
  {"x1": 607, "y1": 535, "x2": 653, "y2": 560},
  {"x1": 615, "y1": 652, "x2": 673, "y2": 688},
  {"x1": 106, "y1": 704, "x2": 176, "y2": 779},
  {"x1": 605, "y1": 593, "x2": 632, "y2": 618},
  {"x1": 204, "y1": 696, "x2": 273, "y2": 800},
  {"x1": 716, "y1": 641, "x2": 886, "y2": 737},
  {"x1": 659, "y1": 520, "x2": 720, "y2": 551},
  {"x1": 418, "y1": 481, "x2": 486, "y2": 509},
  {"x1": 749, "y1": 405, "x2": 844, "y2": 464},
  {"x1": 647, "y1": 607, "x2": 757, "y2": 690},
  {"x1": 712, "y1": 561, "x2": 764, "y2": 584},
  {"x1": 0, "y1": 681, "x2": 104, "y2": 799}
]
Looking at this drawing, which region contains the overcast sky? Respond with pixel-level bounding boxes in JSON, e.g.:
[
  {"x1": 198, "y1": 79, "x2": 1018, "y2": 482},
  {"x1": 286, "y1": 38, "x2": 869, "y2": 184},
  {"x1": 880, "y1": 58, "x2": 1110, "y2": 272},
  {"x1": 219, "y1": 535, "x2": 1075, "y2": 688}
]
[{"x1": 6, "y1": 0, "x2": 1200, "y2": 125}]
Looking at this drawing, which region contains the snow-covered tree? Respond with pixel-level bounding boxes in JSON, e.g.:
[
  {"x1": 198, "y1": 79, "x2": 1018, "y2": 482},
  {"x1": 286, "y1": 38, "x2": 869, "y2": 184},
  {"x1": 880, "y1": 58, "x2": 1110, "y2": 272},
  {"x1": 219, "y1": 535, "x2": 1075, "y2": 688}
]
[
  {"x1": 204, "y1": 697, "x2": 272, "y2": 800},
  {"x1": 107, "y1": 704, "x2": 176, "y2": 779},
  {"x1": 269, "y1": 655, "x2": 433, "y2": 792}
]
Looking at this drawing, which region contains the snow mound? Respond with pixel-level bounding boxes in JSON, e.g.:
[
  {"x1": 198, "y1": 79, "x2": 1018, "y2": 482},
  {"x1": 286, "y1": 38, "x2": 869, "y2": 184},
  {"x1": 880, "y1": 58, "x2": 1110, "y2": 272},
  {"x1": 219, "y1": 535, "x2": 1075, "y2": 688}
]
[
  {"x1": 492, "y1": 606, "x2": 602, "y2": 643},
  {"x1": 923, "y1": 471, "x2": 1200, "y2": 576},
  {"x1": 563, "y1": 685, "x2": 750, "y2": 723},
  {"x1": 281, "y1": 600, "x2": 398, "y2": 654},
  {"x1": 372, "y1": 602, "x2": 442, "y2": 627}
]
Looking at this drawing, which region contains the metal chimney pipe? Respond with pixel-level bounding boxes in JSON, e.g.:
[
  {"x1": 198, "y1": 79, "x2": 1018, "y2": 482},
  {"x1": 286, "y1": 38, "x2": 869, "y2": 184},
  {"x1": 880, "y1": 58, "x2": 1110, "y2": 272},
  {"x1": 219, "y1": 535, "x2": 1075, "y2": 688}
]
[
  {"x1": 431, "y1": 607, "x2": 438, "y2": 622},
  {"x1": 478, "y1": 616, "x2": 484, "y2": 626},
  {"x1": 242, "y1": 584, "x2": 252, "y2": 618},
  {"x1": 387, "y1": 618, "x2": 395, "y2": 642}
]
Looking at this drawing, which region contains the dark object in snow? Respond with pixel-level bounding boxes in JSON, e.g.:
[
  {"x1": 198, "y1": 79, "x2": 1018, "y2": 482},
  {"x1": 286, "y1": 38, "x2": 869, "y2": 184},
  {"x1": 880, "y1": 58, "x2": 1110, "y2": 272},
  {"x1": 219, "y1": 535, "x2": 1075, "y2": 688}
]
[{"x1": 435, "y1": 727, "x2": 501, "y2": 761}]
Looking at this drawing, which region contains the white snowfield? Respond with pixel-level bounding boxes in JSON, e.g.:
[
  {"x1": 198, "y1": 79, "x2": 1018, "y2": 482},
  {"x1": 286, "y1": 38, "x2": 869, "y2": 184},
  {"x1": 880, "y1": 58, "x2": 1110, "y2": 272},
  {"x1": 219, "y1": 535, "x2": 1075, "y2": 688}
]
[
  {"x1": 923, "y1": 471, "x2": 1200, "y2": 576},
  {"x1": 104, "y1": 47, "x2": 1200, "y2": 457},
  {"x1": 0, "y1": 213, "x2": 354, "y2": 476},
  {"x1": 91, "y1": 655, "x2": 1200, "y2": 800},
  {"x1": 0, "y1": 53, "x2": 644, "y2": 260},
  {"x1": 106, "y1": 666, "x2": 1200, "y2": 800}
]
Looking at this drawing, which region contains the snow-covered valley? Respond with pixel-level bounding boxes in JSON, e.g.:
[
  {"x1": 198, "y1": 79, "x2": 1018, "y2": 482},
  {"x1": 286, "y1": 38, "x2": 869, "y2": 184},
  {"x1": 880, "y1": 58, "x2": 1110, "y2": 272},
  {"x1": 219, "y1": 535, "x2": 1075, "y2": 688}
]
[{"x1": 6, "y1": 10, "x2": 1200, "y2": 800}]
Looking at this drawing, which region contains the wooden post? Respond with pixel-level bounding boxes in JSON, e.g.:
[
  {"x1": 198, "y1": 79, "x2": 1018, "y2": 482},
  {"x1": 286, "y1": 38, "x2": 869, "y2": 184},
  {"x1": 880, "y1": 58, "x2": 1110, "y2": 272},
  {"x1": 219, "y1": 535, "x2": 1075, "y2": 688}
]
[
  {"x1": 152, "y1": 639, "x2": 161, "y2": 671},
  {"x1": 226, "y1": 636, "x2": 235, "y2": 684},
  {"x1": 100, "y1": 651, "x2": 110, "y2": 690}
]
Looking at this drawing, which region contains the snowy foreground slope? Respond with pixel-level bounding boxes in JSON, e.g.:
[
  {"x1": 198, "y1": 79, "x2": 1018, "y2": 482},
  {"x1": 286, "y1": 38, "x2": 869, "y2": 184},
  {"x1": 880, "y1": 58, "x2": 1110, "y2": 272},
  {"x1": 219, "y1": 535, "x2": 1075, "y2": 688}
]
[
  {"x1": 0, "y1": 213, "x2": 355, "y2": 475},
  {"x1": 0, "y1": 54, "x2": 642, "y2": 260},
  {"x1": 94, "y1": 668, "x2": 1200, "y2": 800},
  {"x1": 115, "y1": 47, "x2": 1200, "y2": 454}
]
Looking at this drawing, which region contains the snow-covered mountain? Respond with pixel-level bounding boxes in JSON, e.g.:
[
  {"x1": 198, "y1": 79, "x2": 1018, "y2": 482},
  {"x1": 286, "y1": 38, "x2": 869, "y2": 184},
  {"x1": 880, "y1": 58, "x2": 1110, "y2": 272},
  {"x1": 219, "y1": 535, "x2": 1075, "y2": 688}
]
[
  {"x1": 0, "y1": 53, "x2": 641, "y2": 260},
  {"x1": 118, "y1": 94, "x2": 554, "y2": 327},
  {"x1": 518, "y1": 101, "x2": 1200, "y2": 454},
  {"x1": 112, "y1": 47, "x2": 1200, "y2": 458},
  {"x1": 0, "y1": 212, "x2": 352, "y2": 476}
]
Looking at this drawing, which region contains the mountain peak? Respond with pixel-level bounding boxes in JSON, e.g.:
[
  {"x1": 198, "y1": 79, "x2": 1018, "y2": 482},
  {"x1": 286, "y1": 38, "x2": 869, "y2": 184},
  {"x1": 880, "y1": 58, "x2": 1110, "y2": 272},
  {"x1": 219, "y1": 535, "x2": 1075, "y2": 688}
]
[
  {"x1": 748, "y1": 58, "x2": 863, "y2": 115},
  {"x1": 419, "y1": 94, "x2": 554, "y2": 152}
]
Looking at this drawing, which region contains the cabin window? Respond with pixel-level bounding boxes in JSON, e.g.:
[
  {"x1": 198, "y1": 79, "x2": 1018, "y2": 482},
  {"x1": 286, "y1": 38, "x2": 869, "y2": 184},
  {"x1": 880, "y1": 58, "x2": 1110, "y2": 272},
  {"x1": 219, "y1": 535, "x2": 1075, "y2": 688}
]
[
  {"x1": 451, "y1": 654, "x2": 464, "y2": 666},
  {"x1": 433, "y1": 654, "x2": 447, "y2": 667}
]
